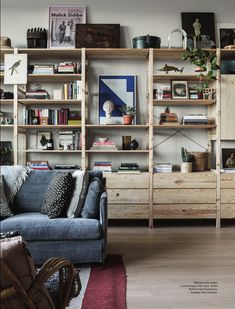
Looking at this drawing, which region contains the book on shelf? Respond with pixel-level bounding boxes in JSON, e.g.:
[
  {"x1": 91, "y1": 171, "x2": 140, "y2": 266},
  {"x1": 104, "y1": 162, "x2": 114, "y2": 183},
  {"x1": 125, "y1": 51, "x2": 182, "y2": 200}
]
[
  {"x1": 63, "y1": 80, "x2": 82, "y2": 100},
  {"x1": 117, "y1": 163, "x2": 141, "y2": 173},
  {"x1": 33, "y1": 64, "x2": 54, "y2": 75},
  {"x1": 54, "y1": 164, "x2": 79, "y2": 170},
  {"x1": 27, "y1": 161, "x2": 50, "y2": 170},
  {"x1": 91, "y1": 140, "x2": 118, "y2": 150},
  {"x1": 59, "y1": 130, "x2": 80, "y2": 150},
  {"x1": 93, "y1": 161, "x2": 112, "y2": 173},
  {"x1": 154, "y1": 163, "x2": 173, "y2": 173}
]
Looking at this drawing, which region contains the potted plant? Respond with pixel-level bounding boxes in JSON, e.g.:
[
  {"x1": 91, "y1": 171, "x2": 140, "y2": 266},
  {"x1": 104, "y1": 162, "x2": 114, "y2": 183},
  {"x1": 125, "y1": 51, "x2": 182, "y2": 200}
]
[
  {"x1": 119, "y1": 106, "x2": 136, "y2": 125},
  {"x1": 181, "y1": 147, "x2": 193, "y2": 173},
  {"x1": 182, "y1": 47, "x2": 220, "y2": 86}
]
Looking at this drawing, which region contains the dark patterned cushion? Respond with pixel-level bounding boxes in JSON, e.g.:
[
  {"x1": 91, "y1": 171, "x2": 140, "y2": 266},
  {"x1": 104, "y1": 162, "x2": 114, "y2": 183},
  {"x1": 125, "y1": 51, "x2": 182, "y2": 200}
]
[
  {"x1": 41, "y1": 172, "x2": 74, "y2": 219},
  {"x1": 0, "y1": 175, "x2": 13, "y2": 218}
]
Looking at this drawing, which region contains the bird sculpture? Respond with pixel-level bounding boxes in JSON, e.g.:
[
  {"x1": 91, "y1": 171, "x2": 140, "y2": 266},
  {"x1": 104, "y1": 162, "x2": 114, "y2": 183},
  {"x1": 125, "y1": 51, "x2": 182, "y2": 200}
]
[{"x1": 9, "y1": 60, "x2": 21, "y2": 75}]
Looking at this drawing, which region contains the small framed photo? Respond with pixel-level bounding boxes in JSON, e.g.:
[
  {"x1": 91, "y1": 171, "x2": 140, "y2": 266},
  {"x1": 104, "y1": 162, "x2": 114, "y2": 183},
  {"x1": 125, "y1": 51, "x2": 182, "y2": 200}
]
[
  {"x1": 37, "y1": 131, "x2": 51, "y2": 149},
  {"x1": 40, "y1": 117, "x2": 48, "y2": 125},
  {"x1": 171, "y1": 80, "x2": 189, "y2": 99},
  {"x1": 219, "y1": 29, "x2": 235, "y2": 48},
  {"x1": 222, "y1": 148, "x2": 235, "y2": 168}
]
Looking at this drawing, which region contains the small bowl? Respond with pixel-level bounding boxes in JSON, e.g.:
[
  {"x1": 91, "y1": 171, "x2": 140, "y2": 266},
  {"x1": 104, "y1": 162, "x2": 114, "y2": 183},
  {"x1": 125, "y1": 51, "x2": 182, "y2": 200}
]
[{"x1": 98, "y1": 137, "x2": 109, "y2": 143}]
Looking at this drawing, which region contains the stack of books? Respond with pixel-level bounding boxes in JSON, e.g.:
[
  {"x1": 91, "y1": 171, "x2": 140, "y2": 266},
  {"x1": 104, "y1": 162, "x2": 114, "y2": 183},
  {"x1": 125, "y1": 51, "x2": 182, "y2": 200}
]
[
  {"x1": 0, "y1": 63, "x2": 4, "y2": 75},
  {"x1": 182, "y1": 114, "x2": 208, "y2": 125},
  {"x1": 154, "y1": 163, "x2": 172, "y2": 173},
  {"x1": 90, "y1": 140, "x2": 118, "y2": 151},
  {"x1": 58, "y1": 62, "x2": 78, "y2": 74},
  {"x1": 68, "y1": 110, "x2": 81, "y2": 126},
  {"x1": 27, "y1": 161, "x2": 50, "y2": 170},
  {"x1": 93, "y1": 161, "x2": 112, "y2": 173},
  {"x1": 117, "y1": 163, "x2": 140, "y2": 173},
  {"x1": 25, "y1": 89, "x2": 50, "y2": 99},
  {"x1": 159, "y1": 112, "x2": 178, "y2": 125},
  {"x1": 33, "y1": 64, "x2": 54, "y2": 75},
  {"x1": 54, "y1": 164, "x2": 79, "y2": 170}
]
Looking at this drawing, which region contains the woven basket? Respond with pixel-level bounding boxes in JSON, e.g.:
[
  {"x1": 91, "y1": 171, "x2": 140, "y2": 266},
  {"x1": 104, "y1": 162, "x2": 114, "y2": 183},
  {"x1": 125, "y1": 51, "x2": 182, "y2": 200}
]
[{"x1": 190, "y1": 152, "x2": 209, "y2": 172}]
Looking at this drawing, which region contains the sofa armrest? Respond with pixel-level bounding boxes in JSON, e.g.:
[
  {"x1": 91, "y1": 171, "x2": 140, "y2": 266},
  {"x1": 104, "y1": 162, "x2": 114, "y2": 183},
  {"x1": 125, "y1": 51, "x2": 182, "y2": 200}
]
[{"x1": 99, "y1": 191, "x2": 107, "y2": 262}]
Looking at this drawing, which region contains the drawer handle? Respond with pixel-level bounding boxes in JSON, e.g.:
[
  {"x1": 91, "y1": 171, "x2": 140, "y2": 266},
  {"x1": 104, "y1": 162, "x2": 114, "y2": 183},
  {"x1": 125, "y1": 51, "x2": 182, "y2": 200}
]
[{"x1": 116, "y1": 193, "x2": 120, "y2": 197}]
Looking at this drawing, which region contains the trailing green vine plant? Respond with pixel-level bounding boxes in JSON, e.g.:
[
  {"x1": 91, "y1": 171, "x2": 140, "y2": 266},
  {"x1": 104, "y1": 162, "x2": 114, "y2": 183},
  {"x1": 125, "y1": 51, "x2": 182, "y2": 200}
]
[{"x1": 182, "y1": 47, "x2": 220, "y2": 87}]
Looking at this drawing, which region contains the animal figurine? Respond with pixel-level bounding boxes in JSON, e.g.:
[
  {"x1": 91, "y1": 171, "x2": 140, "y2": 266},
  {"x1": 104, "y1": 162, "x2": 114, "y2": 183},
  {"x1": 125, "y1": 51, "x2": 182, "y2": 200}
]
[{"x1": 158, "y1": 64, "x2": 184, "y2": 74}]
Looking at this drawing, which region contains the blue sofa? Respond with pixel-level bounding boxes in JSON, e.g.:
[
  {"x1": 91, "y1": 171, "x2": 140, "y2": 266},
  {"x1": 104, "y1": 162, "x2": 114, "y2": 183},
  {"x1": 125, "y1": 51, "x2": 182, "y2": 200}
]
[{"x1": 1, "y1": 170, "x2": 107, "y2": 265}]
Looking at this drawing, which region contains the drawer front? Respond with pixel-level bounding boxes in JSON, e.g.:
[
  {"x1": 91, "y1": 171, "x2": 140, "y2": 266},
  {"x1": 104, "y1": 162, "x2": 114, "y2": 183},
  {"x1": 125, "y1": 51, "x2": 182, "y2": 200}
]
[
  {"x1": 221, "y1": 204, "x2": 235, "y2": 218},
  {"x1": 221, "y1": 189, "x2": 235, "y2": 203},
  {"x1": 153, "y1": 189, "x2": 216, "y2": 204},
  {"x1": 108, "y1": 204, "x2": 149, "y2": 219},
  {"x1": 221, "y1": 174, "x2": 235, "y2": 188},
  {"x1": 154, "y1": 172, "x2": 216, "y2": 189},
  {"x1": 153, "y1": 204, "x2": 216, "y2": 219},
  {"x1": 105, "y1": 173, "x2": 149, "y2": 189},
  {"x1": 107, "y1": 189, "x2": 149, "y2": 204}
]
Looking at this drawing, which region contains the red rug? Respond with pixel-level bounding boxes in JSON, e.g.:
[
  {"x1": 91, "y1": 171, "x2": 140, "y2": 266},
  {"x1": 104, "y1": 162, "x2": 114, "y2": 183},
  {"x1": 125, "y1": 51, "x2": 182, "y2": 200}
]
[{"x1": 82, "y1": 255, "x2": 127, "y2": 309}]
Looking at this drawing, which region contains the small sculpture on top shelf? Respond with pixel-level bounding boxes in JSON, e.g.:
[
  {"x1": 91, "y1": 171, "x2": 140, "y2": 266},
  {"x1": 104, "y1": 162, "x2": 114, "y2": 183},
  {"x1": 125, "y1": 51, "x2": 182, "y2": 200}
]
[
  {"x1": 103, "y1": 100, "x2": 114, "y2": 125},
  {"x1": 158, "y1": 64, "x2": 184, "y2": 74},
  {"x1": 181, "y1": 147, "x2": 193, "y2": 173}
]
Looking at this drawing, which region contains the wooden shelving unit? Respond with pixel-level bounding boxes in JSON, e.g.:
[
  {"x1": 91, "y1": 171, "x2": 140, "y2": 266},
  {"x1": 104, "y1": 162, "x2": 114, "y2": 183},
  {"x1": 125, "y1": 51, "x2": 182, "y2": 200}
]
[{"x1": 2, "y1": 47, "x2": 233, "y2": 228}]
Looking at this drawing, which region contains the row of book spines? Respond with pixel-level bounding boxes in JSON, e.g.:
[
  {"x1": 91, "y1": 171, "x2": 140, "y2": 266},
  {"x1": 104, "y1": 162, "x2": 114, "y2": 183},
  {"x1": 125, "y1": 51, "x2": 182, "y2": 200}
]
[
  {"x1": 63, "y1": 81, "x2": 82, "y2": 100},
  {"x1": 25, "y1": 109, "x2": 81, "y2": 125}
]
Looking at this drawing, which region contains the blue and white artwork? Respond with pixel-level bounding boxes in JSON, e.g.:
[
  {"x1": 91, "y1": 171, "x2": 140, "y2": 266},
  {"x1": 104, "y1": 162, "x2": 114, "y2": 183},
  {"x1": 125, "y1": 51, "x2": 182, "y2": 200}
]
[{"x1": 99, "y1": 75, "x2": 136, "y2": 124}]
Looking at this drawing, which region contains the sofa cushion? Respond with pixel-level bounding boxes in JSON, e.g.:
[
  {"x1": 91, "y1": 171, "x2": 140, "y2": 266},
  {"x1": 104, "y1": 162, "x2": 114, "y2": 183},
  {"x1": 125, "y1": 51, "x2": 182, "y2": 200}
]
[
  {"x1": 0, "y1": 175, "x2": 13, "y2": 218},
  {"x1": 67, "y1": 171, "x2": 89, "y2": 219},
  {"x1": 73, "y1": 172, "x2": 90, "y2": 218},
  {"x1": 41, "y1": 172, "x2": 74, "y2": 218},
  {"x1": 12, "y1": 170, "x2": 59, "y2": 213},
  {"x1": 1, "y1": 213, "x2": 102, "y2": 241},
  {"x1": 80, "y1": 177, "x2": 102, "y2": 219}
]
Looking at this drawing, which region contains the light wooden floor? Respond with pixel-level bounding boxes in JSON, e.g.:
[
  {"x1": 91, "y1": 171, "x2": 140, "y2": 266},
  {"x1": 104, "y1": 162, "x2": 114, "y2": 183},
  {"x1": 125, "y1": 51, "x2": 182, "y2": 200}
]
[{"x1": 107, "y1": 225, "x2": 235, "y2": 309}]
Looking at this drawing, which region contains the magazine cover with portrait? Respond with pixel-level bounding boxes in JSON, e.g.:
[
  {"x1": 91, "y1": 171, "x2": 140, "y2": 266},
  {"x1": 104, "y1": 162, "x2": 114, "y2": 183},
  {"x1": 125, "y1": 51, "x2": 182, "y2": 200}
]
[{"x1": 49, "y1": 6, "x2": 86, "y2": 48}]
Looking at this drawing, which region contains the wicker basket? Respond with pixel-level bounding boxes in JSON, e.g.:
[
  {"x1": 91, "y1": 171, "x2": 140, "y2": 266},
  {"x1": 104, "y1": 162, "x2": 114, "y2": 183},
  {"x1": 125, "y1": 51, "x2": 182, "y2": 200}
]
[{"x1": 190, "y1": 152, "x2": 209, "y2": 172}]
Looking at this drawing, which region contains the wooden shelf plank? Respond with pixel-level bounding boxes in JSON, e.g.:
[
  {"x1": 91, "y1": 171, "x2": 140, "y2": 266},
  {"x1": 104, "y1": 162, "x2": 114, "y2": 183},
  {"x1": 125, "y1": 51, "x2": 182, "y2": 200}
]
[
  {"x1": 86, "y1": 48, "x2": 149, "y2": 59},
  {"x1": 86, "y1": 149, "x2": 149, "y2": 153},
  {"x1": 28, "y1": 74, "x2": 82, "y2": 82},
  {"x1": 153, "y1": 99, "x2": 216, "y2": 106},
  {"x1": 18, "y1": 125, "x2": 81, "y2": 129},
  {"x1": 154, "y1": 124, "x2": 216, "y2": 129},
  {"x1": 0, "y1": 99, "x2": 14, "y2": 105},
  {"x1": 86, "y1": 124, "x2": 149, "y2": 128},
  {"x1": 26, "y1": 149, "x2": 81, "y2": 153},
  {"x1": 0, "y1": 125, "x2": 14, "y2": 128},
  {"x1": 153, "y1": 48, "x2": 215, "y2": 59},
  {"x1": 18, "y1": 48, "x2": 82, "y2": 59},
  {"x1": 153, "y1": 74, "x2": 204, "y2": 81},
  {"x1": 18, "y1": 99, "x2": 81, "y2": 105}
]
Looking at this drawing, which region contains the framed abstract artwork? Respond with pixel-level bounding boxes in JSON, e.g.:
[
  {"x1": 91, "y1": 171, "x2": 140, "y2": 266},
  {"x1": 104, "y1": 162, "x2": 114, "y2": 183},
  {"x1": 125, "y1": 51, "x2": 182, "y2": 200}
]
[
  {"x1": 98, "y1": 75, "x2": 136, "y2": 125},
  {"x1": 181, "y1": 12, "x2": 216, "y2": 48}
]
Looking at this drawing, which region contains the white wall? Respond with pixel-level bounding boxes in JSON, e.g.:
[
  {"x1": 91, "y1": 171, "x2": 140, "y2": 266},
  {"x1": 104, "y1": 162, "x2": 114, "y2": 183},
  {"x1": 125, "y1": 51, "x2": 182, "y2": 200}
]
[
  {"x1": 1, "y1": 0, "x2": 235, "y2": 48},
  {"x1": 1, "y1": 0, "x2": 234, "y2": 168}
]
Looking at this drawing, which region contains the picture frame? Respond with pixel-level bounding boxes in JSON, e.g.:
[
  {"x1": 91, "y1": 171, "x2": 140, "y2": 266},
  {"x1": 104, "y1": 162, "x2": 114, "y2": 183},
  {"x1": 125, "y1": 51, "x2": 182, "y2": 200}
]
[
  {"x1": 219, "y1": 29, "x2": 235, "y2": 48},
  {"x1": 37, "y1": 131, "x2": 51, "y2": 149},
  {"x1": 181, "y1": 12, "x2": 216, "y2": 48},
  {"x1": 40, "y1": 117, "x2": 48, "y2": 125},
  {"x1": 4, "y1": 54, "x2": 27, "y2": 85},
  {"x1": 75, "y1": 24, "x2": 120, "y2": 48},
  {"x1": 171, "y1": 80, "x2": 188, "y2": 99},
  {"x1": 48, "y1": 6, "x2": 86, "y2": 48},
  {"x1": 98, "y1": 75, "x2": 136, "y2": 125},
  {"x1": 222, "y1": 148, "x2": 235, "y2": 168}
]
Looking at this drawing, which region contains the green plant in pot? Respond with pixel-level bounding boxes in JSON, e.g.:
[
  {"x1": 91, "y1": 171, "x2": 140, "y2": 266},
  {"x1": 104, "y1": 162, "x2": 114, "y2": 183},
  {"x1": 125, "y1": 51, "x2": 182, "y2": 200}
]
[
  {"x1": 181, "y1": 147, "x2": 193, "y2": 173},
  {"x1": 182, "y1": 47, "x2": 220, "y2": 86},
  {"x1": 119, "y1": 106, "x2": 136, "y2": 125}
]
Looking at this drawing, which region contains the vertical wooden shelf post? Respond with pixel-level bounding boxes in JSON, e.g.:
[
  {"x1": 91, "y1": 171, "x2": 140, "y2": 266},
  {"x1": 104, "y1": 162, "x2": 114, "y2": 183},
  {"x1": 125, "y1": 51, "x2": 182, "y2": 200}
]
[
  {"x1": 81, "y1": 48, "x2": 86, "y2": 170},
  {"x1": 13, "y1": 48, "x2": 18, "y2": 165}
]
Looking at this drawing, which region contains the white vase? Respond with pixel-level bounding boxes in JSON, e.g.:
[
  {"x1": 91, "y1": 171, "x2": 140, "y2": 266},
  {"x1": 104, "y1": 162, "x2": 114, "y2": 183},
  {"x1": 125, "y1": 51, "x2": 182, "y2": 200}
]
[{"x1": 181, "y1": 162, "x2": 192, "y2": 173}]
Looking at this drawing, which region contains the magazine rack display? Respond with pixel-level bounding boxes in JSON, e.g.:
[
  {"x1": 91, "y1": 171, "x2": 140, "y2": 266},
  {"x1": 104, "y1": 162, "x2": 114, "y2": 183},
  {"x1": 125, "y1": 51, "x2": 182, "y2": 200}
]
[{"x1": 1, "y1": 47, "x2": 235, "y2": 228}]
